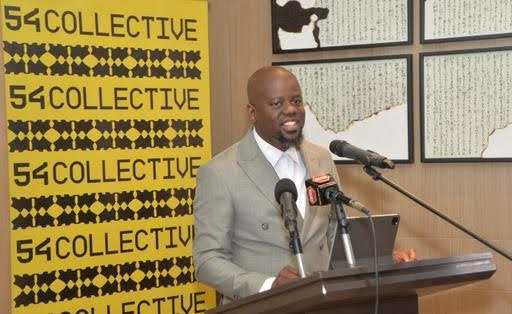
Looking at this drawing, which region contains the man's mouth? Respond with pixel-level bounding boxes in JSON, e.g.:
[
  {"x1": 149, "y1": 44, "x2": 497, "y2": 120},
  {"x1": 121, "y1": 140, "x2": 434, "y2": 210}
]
[{"x1": 281, "y1": 120, "x2": 300, "y2": 132}]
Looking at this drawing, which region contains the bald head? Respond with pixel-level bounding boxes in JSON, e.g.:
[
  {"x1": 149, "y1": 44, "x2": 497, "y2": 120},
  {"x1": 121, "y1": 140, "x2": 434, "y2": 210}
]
[
  {"x1": 247, "y1": 66, "x2": 298, "y2": 105},
  {"x1": 245, "y1": 65, "x2": 305, "y2": 150}
]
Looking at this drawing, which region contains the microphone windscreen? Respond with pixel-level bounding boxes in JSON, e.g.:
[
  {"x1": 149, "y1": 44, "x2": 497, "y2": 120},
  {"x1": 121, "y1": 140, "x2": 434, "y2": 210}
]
[
  {"x1": 329, "y1": 140, "x2": 345, "y2": 156},
  {"x1": 274, "y1": 178, "x2": 298, "y2": 202}
]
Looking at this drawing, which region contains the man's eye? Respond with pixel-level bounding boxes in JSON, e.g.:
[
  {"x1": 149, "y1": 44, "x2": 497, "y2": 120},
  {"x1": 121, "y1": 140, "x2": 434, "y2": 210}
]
[
  {"x1": 293, "y1": 99, "x2": 303, "y2": 105},
  {"x1": 271, "y1": 102, "x2": 281, "y2": 107}
]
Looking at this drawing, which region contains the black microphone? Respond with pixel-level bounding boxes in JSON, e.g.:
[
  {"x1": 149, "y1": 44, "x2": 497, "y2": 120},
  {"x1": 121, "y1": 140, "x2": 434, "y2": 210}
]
[
  {"x1": 329, "y1": 140, "x2": 395, "y2": 169},
  {"x1": 305, "y1": 174, "x2": 369, "y2": 214},
  {"x1": 274, "y1": 178, "x2": 306, "y2": 278},
  {"x1": 274, "y1": 178, "x2": 299, "y2": 234}
]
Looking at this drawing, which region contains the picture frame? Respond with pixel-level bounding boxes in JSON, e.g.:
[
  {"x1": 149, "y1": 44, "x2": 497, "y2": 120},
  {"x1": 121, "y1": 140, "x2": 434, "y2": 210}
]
[
  {"x1": 275, "y1": 55, "x2": 413, "y2": 164},
  {"x1": 271, "y1": 0, "x2": 412, "y2": 53},
  {"x1": 421, "y1": 0, "x2": 512, "y2": 43},
  {"x1": 420, "y1": 46, "x2": 512, "y2": 162}
]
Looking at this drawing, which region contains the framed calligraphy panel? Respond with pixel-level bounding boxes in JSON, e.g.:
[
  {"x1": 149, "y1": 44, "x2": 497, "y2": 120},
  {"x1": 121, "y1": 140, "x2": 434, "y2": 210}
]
[
  {"x1": 272, "y1": 0, "x2": 412, "y2": 53},
  {"x1": 275, "y1": 55, "x2": 413, "y2": 164},
  {"x1": 420, "y1": 47, "x2": 512, "y2": 162},
  {"x1": 421, "y1": 0, "x2": 512, "y2": 43}
]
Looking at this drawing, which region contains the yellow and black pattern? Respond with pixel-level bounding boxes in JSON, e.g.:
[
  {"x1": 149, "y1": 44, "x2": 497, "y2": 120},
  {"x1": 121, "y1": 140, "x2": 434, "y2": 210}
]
[
  {"x1": 3, "y1": 41, "x2": 202, "y2": 79},
  {"x1": 11, "y1": 187, "x2": 194, "y2": 229},
  {"x1": 4, "y1": 1, "x2": 214, "y2": 313},
  {"x1": 13, "y1": 256, "x2": 194, "y2": 307},
  {"x1": 8, "y1": 119, "x2": 204, "y2": 152}
]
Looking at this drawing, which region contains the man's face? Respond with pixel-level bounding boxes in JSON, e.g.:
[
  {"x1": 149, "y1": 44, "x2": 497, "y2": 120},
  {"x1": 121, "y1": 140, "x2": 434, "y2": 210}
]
[{"x1": 248, "y1": 70, "x2": 305, "y2": 150}]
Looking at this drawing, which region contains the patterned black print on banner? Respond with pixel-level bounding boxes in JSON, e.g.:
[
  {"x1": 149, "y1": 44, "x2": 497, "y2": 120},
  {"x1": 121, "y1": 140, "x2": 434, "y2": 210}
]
[
  {"x1": 3, "y1": 41, "x2": 201, "y2": 79},
  {"x1": 11, "y1": 188, "x2": 194, "y2": 229},
  {"x1": 8, "y1": 119, "x2": 203, "y2": 152},
  {"x1": 13, "y1": 256, "x2": 194, "y2": 307}
]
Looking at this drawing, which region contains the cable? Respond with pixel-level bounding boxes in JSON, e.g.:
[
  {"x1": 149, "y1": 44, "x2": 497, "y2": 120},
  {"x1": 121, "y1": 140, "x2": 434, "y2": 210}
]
[
  {"x1": 365, "y1": 213, "x2": 379, "y2": 314},
  {"x1": 344, "y1": 200, "x2": 379, "y2": 313},
  {"x1": 342, "y1": 199, "x2": 379, "y2": 314}
]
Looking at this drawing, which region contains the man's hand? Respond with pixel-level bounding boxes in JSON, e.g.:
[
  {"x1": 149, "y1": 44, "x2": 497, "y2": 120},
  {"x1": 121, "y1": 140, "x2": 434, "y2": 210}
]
[
  {"x1": 272, "y1": 265, "x2": 299, "y2": 288},
  {"x1": 392, "y1": 248, "x2": 416, "y2": 263}
]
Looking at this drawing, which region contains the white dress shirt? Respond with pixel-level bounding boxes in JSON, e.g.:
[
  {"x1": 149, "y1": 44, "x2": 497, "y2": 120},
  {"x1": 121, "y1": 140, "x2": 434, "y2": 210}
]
[
  {"x1": 252, "y1": 128, "x2": 307, "y2": 292},
  {"x1": 253, "y1": 129, "x2": 307, "y2": 217}
]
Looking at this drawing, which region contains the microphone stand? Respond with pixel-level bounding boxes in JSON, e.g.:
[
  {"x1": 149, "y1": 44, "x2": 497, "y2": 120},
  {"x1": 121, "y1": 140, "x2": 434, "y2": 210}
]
[
  {"x1": 363, "y1": 166, "x2": 512, "y2": 262},
  {"x1": 288, "y1": 228, "x2": 306, "y2": 278},
  {"x1": 327, "y1": 191, "x2": 357, "y2": 267}
]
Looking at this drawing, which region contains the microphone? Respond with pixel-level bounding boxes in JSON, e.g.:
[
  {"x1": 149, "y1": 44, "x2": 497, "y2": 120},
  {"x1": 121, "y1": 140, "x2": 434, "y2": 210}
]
[
  {"x1": 305, "y1": 174, "x2": 357, "y2": 267},
  {"x1": 274, "y1": 178, "x2": 306, "y2": 278},
  {"x1": 274, "y1": 178, "x2": 299, "y2": 233},
  {"x1": 329, "y1": 140, "x2": 395, "y2": 169},
  {"x1": 305, "y1": 174, "x2": 369, "y2": 214}
]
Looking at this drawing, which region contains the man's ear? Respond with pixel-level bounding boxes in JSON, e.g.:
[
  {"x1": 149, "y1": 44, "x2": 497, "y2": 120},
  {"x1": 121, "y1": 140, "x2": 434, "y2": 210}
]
[{"x1": 246, "y1": 104, "x2": 256, "y2": 123}]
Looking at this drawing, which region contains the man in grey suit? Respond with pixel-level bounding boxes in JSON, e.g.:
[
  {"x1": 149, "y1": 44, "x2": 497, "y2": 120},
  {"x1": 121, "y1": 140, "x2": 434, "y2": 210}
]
[
  {"x1": 193, "y1": 66, "x2": 416, "y2": 303},
  {"x1": 193, "y1": 66, "x2": 342, "y2": 301}
]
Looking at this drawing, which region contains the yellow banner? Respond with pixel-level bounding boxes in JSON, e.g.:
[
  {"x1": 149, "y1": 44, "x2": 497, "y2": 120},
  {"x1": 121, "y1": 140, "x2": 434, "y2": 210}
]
[{"x1": 1, "y1": 0, "x2": 214, "y2": 312}]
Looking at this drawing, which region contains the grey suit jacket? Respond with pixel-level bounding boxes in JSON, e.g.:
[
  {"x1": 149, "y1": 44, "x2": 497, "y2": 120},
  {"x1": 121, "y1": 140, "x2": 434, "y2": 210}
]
[{"x1": 193, "y1": 129, "x2": 340, "y2": 300}]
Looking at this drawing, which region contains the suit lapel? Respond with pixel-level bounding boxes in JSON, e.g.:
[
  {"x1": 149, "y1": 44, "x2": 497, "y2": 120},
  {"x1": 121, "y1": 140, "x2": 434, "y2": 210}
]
[
  {"x1": 237, "y1": 131, "x2": 325, "y2": 241},
  {"x1": 237, "y1": 130, "x2": 280, "y2": 210}
]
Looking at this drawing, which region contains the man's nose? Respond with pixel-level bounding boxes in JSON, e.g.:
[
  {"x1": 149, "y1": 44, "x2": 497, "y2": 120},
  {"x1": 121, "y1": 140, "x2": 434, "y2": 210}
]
[{"x1": 282, "y1": 101, "x2": 298, "y2": 114}]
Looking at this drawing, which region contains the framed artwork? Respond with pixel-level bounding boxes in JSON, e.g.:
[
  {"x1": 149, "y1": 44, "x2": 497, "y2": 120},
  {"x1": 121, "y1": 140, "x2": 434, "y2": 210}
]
[
  {"x1": 271, "y1": 0, "x2": 412, "y2": 53},
  {"x1": 421, "y1": 0, "x2": 512, "y2": 43},
  {"x1": 275, "y1": 55, "x2": 413, "y2": 164},
  {"x1": 420, "y1": 47, "x2": 512, "y2": 162}
]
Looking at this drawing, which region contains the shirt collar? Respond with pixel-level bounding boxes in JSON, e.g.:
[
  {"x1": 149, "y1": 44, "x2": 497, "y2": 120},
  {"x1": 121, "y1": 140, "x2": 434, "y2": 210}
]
[{"x1": 253, "y1": 128, "x2": 300, "y2": 167}]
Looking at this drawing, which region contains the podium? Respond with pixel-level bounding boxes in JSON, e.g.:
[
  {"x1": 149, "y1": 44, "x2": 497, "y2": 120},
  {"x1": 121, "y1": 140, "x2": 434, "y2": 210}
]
[{"x1": 207, "y1": 252, "x2": 495, "y2": 314}]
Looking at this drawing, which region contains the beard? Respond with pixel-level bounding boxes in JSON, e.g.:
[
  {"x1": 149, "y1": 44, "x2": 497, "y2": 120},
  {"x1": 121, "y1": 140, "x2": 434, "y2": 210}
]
[{"x1": 278, "y1": 130, "x2": 303, "y2": 150}]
